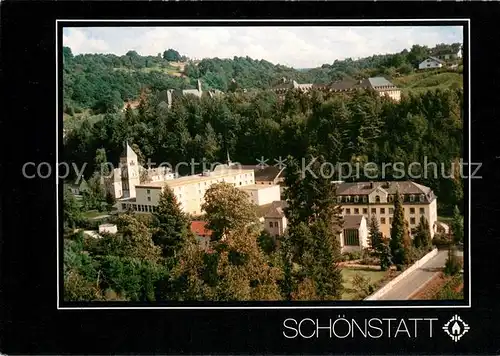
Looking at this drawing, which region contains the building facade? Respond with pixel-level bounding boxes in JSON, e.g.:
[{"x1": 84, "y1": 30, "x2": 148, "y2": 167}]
[
  {"x1": 339, "y1": 215, "x2": 369, "y2": 253},
  {"x1": 263, "y1": 200, "x2": 288, "y2": 237},
  {"x1": 335, "y1": 181, "x2": 438, "y2": 239}
]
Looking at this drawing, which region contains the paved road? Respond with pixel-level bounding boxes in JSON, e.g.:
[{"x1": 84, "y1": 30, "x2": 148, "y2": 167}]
[{"x1": 378, "y1": 250, "x2": 449, "y2": 300}]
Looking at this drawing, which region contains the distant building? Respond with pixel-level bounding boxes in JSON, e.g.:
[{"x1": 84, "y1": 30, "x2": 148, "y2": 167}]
[
  {"x1": 271, "y1": 77, "x2": 314, "y2": 98},
  {"x1": 431, "y1": 45, "x2": 462, "y2": 61},
  {"x1": 166, "y1": 79, "x2": 223, "y2": 108},
  {"x1": 99, "y1": 224, "x2": 117, "y2": 235},
  {"x1": 419, "y1": 57, "x2": 445, "y2": 70},
  {"x1": 263, "y1": 200, "x2": 288, "y2": 237},
  {"x1": 339, "y1": 215, "x2": 369, "y2": 253},
  {"x1": 314, "y1": 77, "x2": 401, "y2": 102}
]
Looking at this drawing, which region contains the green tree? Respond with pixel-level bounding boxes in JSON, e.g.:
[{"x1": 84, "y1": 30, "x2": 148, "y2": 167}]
[
  {"x1": 377, "y1": 238, "x2": 393, "y2": 271},
  {"x1": 115, "y1": 214, "x2": 162, "y2": 263},
  {"x1": 201, "y1": 182, "x2": 258, "y2": 242},
  {"x1": 63, "y1": 186, "x2": 82, "y2": 231},
  {"x1": 368, "y1": 215, "x2": 383, "y2": 250},
  {"x1": 94, "y1": 148, "x2": 108, "y2": 175},
  {"x1": 163, "y1": 49, "x2": 181, "y2": 62},
  {"x1": 444, "y1": 246, "x2": 461, "y2": 276},
  {"x1": 152, "y1": 186, "x2": 189, "y2": 258},
  {"x1": 389, "y1": 192, "x2": 412, "y2": 266},
  {"x1": 282, "y1": 155, "x2": 344, "y2": 300},
  {"x1": 413, "y1": 216, "x2": 431, "y2": 249},
  {"x1": 451, "y1": 205, "x2": 464, "y2": 244}
]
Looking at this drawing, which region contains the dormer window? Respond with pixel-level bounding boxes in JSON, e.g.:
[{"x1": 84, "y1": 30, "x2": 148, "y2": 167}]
[
  {"x1": 346, "y1": 196, "x2": 351, "y2": 203},
  {"x1": 388, "y1": 195, "x2": 394, "y2": 202},
  {"x1": 410, "y1": 194, "x2": 415, "y2": 202},
  {"x1": 375, "y1": 195, "x2": 381, "y2": 203},
  {"x1": 362, "y1": 196, "x2": 367, "y2": 203},
  {"x1": 420, "y1": 194, "x2": 425, "y2": 202},
  {"x1": 354, "y1": 195, "x2": 359, "y2": 203}
]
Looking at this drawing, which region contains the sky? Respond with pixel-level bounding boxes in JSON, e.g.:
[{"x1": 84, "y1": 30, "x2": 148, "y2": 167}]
[{"x1": 63, "y1": 26, "x2": 463, "y2": 68}]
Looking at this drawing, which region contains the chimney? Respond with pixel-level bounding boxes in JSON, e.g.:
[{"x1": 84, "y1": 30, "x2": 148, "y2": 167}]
[{"x1": 369, "y1": 182, "x2": 374, "y2": 189}]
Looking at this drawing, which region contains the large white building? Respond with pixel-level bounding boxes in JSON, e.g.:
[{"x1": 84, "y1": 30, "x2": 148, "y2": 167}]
[{"x1": 106, "y1": 143, "x2": 281, "y2": 217}]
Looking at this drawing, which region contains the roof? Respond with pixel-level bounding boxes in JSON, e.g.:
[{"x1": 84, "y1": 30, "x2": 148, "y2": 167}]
[
  {"x1": 343, "y1": 215, "x2": 365, "y2": 230},
  {"x1": 336, "y1": 181, "x2": 432, "y2": 196},
  {"x1": 190, "y1": 221, "x2": 213, "y2": 237},
  {"x1": 427, "y1": 56, "x2": 445, "y2": 64},
  {"x1": 368, "y1": 77, "x2": 397, "y2": 89},
  {"x1": 264, "y1": 200, "x2": 288, "y2": 219},
  {"x1": 214, "y1": 164, "x2": 285, "y2": 181},
  {"x1": 238, "y1": 184, "x2": 279, "y2": 191}
]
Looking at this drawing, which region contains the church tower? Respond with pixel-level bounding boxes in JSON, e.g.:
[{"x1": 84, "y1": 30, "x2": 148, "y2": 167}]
[{"x1": 119, "y1": 142, "x2": 141, "y2": 198}]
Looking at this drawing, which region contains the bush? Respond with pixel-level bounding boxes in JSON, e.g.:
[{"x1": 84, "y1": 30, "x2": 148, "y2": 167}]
[
  {"x1": 432, "y1": 233, "x2": 452, "y2": 248},
  {"x1": 352, "y1": 273, "x2": 372, "y2": 299}
]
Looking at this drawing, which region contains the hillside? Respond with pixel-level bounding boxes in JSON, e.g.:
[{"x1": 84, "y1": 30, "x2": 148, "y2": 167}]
[{"x1": 62, "y1": 42, "x2": 463, "y2": 115}]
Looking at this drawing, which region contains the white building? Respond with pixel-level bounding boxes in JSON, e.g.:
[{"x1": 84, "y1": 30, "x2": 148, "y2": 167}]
[
  {"x1": 263, "y1": 200, "x2": 288, "y2": 237},
  {"x1": 99, "y1": 223, "x2": 117, "y2": 235},
  {"x1": 339, "y1": 215, "x2": 369, "y2": 253},
  {"x1": 419, "y1": 57, "x2": 444, "y2": 70},
  {"x1": 110, "y1": 145, "x2": 281, "y2": 217}
]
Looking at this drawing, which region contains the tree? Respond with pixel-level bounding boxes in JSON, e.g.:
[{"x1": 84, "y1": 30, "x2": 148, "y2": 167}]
[
  {"x1": 389, "y1": 191, "x2": 412, "y2": 266},
  {"x1": 163, "y1": 49, "x2": 181, "y2": 62},
  {"x1": 152, "y1": 186, "x2": 189, "y2": 258},
  {"x1": 115, "y1": 214, "x2": 162, "y2": 263},
  {"x1": 63, "y1": 186, "x2": 82, "y2": 231},
  {"x1": 282, "y1": 155, "x2": 344, "y2": 300},
  {"x1": 368, "y1": 215, "x2": 383, "y2": 250},
  {"x1": 201, "y1": 182, "x2": 258, "y2": 241},
  {"x1": 451, "y1": 205, "x2": 464, "y2": 244},
  {"x1": 444, "y1": 245, "x2": 461, "y2": 276},
  {"x1": 377, "y1": 238, "x2": 393, "y2": 271},
  {"x1": 413, "y1": 216, "x2": 431, "y2": 249},
  {"x1": 94, "y1": 148, "x2": 108, "y2": 175}
]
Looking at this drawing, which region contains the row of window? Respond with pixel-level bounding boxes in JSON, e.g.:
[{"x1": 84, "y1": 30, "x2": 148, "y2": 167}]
[
  {"x1": 339, "y1": 194, "x2": 427, "y2": 203},
  {"x1": 121, "y1": 203, "x2": 156, "y2": 213},
  {"x1": 268, "y1": 221, "x2": 279, "y2": 228},
  {"x1": 345, "y1": 207, "x2": 425, "y2": 215}
]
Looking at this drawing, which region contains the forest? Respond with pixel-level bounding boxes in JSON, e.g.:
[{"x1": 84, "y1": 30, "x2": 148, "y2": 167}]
[{"x1": 62, "y1": 42, "x2": 462, "y2": 113}]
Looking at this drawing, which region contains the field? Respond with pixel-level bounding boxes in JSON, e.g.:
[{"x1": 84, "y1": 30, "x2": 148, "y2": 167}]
[
  {"x1": 393, "y1": 70, "x2": 463, "y2": 95},
  {"x1": 341, "y1": 268, "x2": 388, "y2": 300}
]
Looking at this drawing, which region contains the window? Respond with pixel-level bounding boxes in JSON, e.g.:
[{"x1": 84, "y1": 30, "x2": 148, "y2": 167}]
[
  {"x1": 388, "y1": 195, "x2": 394, "y2": 202},
  {"x1": 121, "y1": 204, "x2": 126, "y2": 210},
  {"x1": 274, "y1": 222, "x2": 279, "y2": 228},
  {"x1": 410, "y1": 217, "x2": 416, "y2": 225},
  {"x1": 389, "y1": 217, "x2": 393, "y2": 224},
  {"x1": 346, "y1": 208, "x2": 351, "y2": 215},
  {"x1": 420, "y1": 194, "x2": 425, "y2": 202},
  {"x1": 147, "y1": 196, "x2": 151, "y2": 202},
  {"x1": 410, "y1": 194, "x2": 415, "y2": 202},
  {"x1": 268, "y1": 182, "x2": 271, "y2": 185},
  {"x1": 346, "y1": 196, "x2": 351, "y2": 203},
  {"x1": 338, "y1": 196, "x2": 342, "y2": 203},
  {"x1": 118, "y1": 190, "x2": 121, "y2": 196},
  {"x1": 363, "y1": 208, "x2": 368, "y2": 214},
  {"x1": 179, "y1": 194, "x2": 182, "y2": 198},
  {"x1": 133, "y1": 204, "x2": 137, "y2": 211},
  {"x1": 410, "y1": 208, "x2": 415, "y2": 214},
  {"x1": 269, "y1": 222, "x2": 273, "y2": 228},
  {"x1": 371, "y1": 208, "x2": 376, "y2": 214},
  {"x1": 239, "y1": 182, "x2": 242, "y2": 185},
  {"x1": 380, "y1": 208, "x2": 385, "y2": 214},
  {"x1": 375, "y1": 195, "x2": 381, "y2": 203},
  {"x1": 389, "y1": 208, "x2": 394, "y2": 214},
  {"x1": 362, "y1": 196, "x2": 367, "y2": 203},
  {"x1": 343, "y1": 229, "x2": 360, "y2": 246},
  {"x1": 381, "y1": 217, "x2": 386, "y2": 224},
  {"x1": 354, "y1": 208, "x2": 359, "y2": 214},
  {"x1": 420, "y1": 208, "x2": 425, "y2": 214},
  {"x1": 147, "y1": 189, "x2": 150, "y2": 194},
  {"x1": 354, "y1": 195, "x2": 359, "y2": 203}
]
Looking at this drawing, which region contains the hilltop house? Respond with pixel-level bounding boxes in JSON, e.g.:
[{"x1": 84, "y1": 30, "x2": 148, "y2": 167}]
[
  {"x1": 271, "y1": 77, "x2": 314, "y2": 98},
  {"x1": 419, "y1": 57, "x2": 445, "y2": 70},
  {"x1": 431, "y1": 45, "x2": 462, "y2": 61},
  {"x1": 263, "y1": 200, "x2": 288, "y2": 237},
  {"x1": 190, "y1": 220, "x2": 212, "y2": 252}
]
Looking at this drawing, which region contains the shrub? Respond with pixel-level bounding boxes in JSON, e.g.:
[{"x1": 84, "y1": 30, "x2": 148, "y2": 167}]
[
  {"x1": 444, "y1": 247, "x2": 462, "y2": 276},
  {"x1": 432, "y1": 233, "x2": 452, "y2": 248},
  {"x1": 352, "y1": 273, "x2": 372, "y2": 299}
]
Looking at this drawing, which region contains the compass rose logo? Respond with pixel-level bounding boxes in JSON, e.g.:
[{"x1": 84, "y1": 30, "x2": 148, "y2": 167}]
[{"x1": 442, "y1": 314, "x2": 470, "y2": 342}]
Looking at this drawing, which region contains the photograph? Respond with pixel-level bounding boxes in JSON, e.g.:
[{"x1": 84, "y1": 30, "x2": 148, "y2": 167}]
[{"x1": 60, "y1": 24, "x2": 465, "y2": 304}]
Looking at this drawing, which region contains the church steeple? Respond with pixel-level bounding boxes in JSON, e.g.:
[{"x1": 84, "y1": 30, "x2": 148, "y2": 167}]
[{"x1": 226, "y1": 150, "x2": 232, "y2": 166}]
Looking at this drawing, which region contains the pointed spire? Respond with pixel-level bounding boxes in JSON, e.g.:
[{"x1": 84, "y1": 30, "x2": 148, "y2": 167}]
[{"x1": 226, "y1": 150, "x2": 232, "y2": 166}]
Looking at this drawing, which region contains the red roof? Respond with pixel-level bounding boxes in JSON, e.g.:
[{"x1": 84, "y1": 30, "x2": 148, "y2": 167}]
[{"x1": 190, "y1": 221, "x2": 213, "y2": 237}]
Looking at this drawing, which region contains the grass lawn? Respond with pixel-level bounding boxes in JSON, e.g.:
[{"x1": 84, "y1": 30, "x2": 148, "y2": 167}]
[
  {"x1": 81, "y1": 210, "x2": 108, "y2": 219},
  {"x1": 341, "y1": 268, "x2": 388, "y2": 300}
]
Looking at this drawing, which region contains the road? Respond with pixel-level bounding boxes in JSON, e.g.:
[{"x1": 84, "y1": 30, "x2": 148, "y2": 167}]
[{"x1": 377, "y1": 250, "x2": 449, "y2": 300}]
